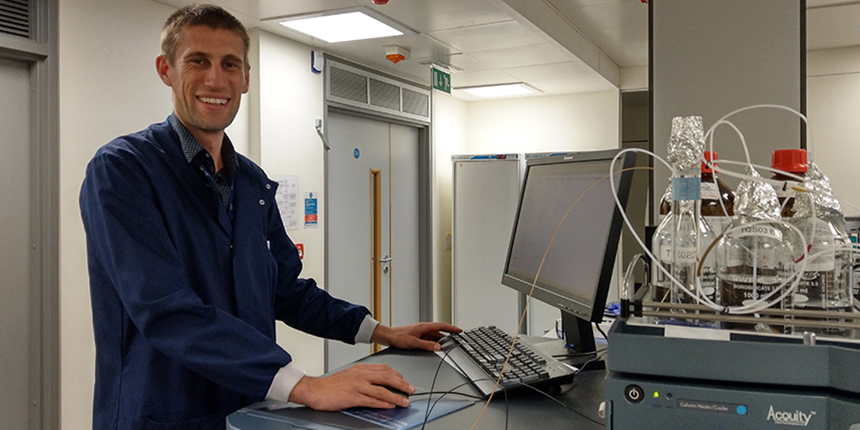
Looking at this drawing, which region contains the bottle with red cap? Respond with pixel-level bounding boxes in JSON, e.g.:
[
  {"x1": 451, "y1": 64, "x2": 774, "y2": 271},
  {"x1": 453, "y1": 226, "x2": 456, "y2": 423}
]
[
  {"x1": 770, "y1": 149, "x2": 807, "y2": 218},
  {"x1": 700, "y1": 151, "x2": 735, "y2": 236}
]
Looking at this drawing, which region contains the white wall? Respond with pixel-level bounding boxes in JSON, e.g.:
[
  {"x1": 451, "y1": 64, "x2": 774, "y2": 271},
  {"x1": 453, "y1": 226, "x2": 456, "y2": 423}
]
[
  {"x1": 807, "y1": 46, "x2": 860, "y2": 216},
  {"x1": 254, "y1": 30, "x2": 328, "y2": 376},
  {"x1": 465, "y1": 91, "x2": 620, "y2": 153},
  {"x1": 59, "y1": 1, "x2": 176, "y2": 429},
  {"x1": 430, "y1": 92, "x2": 469, "y2": 322}
]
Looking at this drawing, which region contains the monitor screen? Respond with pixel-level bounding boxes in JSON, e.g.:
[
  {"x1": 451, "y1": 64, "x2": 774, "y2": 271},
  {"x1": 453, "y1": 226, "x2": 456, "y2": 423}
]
[{"x1": 502, "y1": 149, "x2": 635, "y2": 337}]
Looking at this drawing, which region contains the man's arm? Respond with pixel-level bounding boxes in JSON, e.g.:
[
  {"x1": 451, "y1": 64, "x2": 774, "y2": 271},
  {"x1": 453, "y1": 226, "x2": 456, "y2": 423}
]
[{"x1": 269, "y1": 321, "x2": 461, "y2": 410}]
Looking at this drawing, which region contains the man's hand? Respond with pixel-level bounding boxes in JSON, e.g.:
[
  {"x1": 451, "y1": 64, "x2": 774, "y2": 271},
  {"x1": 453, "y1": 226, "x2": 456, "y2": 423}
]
[
  {"x1": 371, "y1": 322, "x2": 462, "y2": 352},
  {"x1": 289, "y1": 363, "x2": 414, "y2": 411}
]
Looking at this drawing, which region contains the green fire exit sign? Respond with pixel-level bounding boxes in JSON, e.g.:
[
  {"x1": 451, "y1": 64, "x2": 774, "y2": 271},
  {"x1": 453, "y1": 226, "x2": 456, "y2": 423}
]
[{"x1": 432, "y1": 68, "x2": 451, "y2": 94}]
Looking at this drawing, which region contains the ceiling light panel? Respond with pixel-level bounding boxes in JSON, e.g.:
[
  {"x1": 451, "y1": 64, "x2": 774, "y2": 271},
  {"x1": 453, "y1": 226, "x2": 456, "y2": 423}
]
[{"x1": 280, "y1": 11, "x2": 404, "y2": 43}]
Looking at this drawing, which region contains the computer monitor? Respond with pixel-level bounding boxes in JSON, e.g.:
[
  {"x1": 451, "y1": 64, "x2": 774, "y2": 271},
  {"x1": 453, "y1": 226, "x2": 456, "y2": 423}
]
[{"x1": 501, "y1": 149, "x2": 636, "y2": 366}]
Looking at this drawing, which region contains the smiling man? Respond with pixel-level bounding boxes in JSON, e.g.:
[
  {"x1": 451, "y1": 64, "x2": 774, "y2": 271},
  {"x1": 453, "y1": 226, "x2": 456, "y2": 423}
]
[{"x1": 79, "y1": 4, "x2": 458, "y2": 430}]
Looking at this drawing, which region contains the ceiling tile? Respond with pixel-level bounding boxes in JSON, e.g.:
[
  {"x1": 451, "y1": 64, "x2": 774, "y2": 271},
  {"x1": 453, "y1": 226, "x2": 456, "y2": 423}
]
[
  {"x1": 429, "y1": 21, "x2": 546, "y2": 53},
  {"x1": 548, "y1": 0, "x2": 626, "y2": 9},
  {"x1": 258, "y1": 0, "x2": 359, "y2": 19},
  {"x1": 503, "y1": 61, "x2": 595, "y2": 82},
  {"x1": 451, "y1": 69, "x2": 517, "y2": 88},
  {"x1": 555, "y1": 1, "x2": 647, "y2": 67},
  {"x1": 356, "y1": 0, "x2": 513, "y2": 33},
  {"x1": 529, "y1": 75, "x2": 616, "y2": 95},
  {"x1": 440, "y1": 53, "x2": 496, "y2": 73},
  {"x1": 470, "y1": 43, "x2": 571, "y2": 69}
]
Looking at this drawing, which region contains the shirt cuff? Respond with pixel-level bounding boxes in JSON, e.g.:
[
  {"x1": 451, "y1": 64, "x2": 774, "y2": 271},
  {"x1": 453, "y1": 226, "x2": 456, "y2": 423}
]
[
  {"x1": 355, "y1": 315, "x2": 379, "y2": 344},
  {"x1": 265, "y1": 364, "x2": 306, "y2": 403}
]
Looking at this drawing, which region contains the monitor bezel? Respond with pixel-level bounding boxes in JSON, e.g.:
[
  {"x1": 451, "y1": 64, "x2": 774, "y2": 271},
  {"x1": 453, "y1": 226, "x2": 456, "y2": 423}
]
[{"x1": 500, "y1": 149, "x2": 637, "y2": 325}]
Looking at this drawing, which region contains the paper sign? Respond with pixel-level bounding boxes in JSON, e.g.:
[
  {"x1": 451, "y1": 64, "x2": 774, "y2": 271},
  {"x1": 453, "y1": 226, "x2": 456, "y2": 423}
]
[{"x1": 304, "y1": 191, "x2": 318, "y2": 228}]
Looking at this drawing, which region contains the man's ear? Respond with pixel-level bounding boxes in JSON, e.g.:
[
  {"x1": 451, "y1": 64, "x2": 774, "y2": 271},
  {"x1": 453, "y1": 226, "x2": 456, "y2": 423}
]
[
  {"x1": 242, "y1": 64, "x2": 250, "y2": 94},
  {"x1": 155, "y1": 55, "x2": 172, "y2": 86}
]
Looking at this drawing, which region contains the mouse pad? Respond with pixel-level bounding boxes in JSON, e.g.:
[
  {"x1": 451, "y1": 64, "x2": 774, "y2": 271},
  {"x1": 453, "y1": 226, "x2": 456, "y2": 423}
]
[{"x1": 341, "y1": 398, "x2": 474, "y2": 430}]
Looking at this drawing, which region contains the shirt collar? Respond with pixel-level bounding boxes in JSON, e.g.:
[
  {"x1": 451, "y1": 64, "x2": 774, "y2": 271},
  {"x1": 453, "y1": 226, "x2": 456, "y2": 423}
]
[{"x1": 168, "y1": 113, "x2": 238, "y2": 176}]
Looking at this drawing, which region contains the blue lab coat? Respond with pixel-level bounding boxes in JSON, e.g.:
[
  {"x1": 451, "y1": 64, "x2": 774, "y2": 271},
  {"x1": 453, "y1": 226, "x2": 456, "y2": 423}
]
[{"x1": 80, "y1": 119, "x2": 370, "y2": 430}]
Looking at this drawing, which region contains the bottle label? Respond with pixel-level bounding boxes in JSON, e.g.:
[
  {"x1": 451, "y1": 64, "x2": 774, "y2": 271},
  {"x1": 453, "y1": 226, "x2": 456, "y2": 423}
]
[
  {"x1": 700, "y1": 266, "x2": 717, "y2": 299},
  {"x1": 672, "y1": 177, "x2": 701, "y2": 201},
  {"x1": 701, "y1": 181, "x2": 720, "y2": 200},
  {"x1": 659, "y1": 245, "x2": 697, "y2": 264},
  {"x1": 719, "y1": 277, "x2": 781, "y2": 304},
  {"x1": 731, "y1": 224, "x2": 783, "y2": 242},
  {"x1": 793, "y1": 273, "x2": 818, "y2": 305}
]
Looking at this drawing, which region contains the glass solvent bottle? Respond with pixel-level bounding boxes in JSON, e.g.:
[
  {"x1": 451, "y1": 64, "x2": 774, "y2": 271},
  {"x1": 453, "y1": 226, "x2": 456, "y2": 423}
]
[
  {"x1": 789, "y1": 162, "x2": 855, "y2": 337},
  {"x1": 700, "y1": 151, "x2": 735, "y2": 236},
  {"x1": 652, "y1": 116, "x2": 716, "y2": 312},
  {"x1": 716, "y1": 168, "x2": 795, "y2": 332}
]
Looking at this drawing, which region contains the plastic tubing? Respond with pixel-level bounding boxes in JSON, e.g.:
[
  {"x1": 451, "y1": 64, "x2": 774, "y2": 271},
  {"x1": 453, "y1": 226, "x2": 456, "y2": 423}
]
[
  {"x1": 608, "y1": 103, "x2": 860, "y2": 317},
  {"x1": 703, "y1": 104, "x2": 814, "y2": 163},
  {"x1": 609, "y1": 148, "x2": 811, "y2": 315},
  {"x1": 609, "y1": 148, "x2": 727, "y2": 313}
]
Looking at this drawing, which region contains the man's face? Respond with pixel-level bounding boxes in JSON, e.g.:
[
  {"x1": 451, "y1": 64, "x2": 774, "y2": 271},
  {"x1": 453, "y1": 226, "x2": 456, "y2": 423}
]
[{"x1": 156, "y1": 25, "x2": 249, "y2": 137}]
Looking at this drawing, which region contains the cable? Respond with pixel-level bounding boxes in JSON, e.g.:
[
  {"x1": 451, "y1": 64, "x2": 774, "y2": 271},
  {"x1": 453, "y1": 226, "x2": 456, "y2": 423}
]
[
  {"x1": 595, "y1": 323, "x2": 609, "y2": 343},
  {"x1": 412, "y1": 389, "x2": 484, "y2": 401},
  {"x1": 420, "y1": 377, "x2": 604, "y2": 428},
  {"x1": 552, "y1": 351, "x2": 599, "y2": 358},
  {"x1": 419, "y1": 377, "x2": 508, "y2": 430},
  {"x1": 574, "y1": 350, "x2": 608, "y2": 377},
  {"x1": 421, "y1": 347, "x2": 454, "y2": 430},
  {"x1": 516, "y1": 370, "x2": 606, "y2": 427}
]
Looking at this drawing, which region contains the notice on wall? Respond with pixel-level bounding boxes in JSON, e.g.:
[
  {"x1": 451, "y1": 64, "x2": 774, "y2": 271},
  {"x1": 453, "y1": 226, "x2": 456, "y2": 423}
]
[
  {"x1": 304, "y1": 191, "x2": 319, "y2": 228},
  {"x1": 273, "y1": 176, "x2": 299, "y2": 231}
]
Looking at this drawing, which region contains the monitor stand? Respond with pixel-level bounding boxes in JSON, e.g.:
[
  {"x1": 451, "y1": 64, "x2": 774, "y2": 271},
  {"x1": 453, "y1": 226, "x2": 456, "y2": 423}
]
[{"x1": 559, "y1": 311, "x2": 606, "y2": 371}]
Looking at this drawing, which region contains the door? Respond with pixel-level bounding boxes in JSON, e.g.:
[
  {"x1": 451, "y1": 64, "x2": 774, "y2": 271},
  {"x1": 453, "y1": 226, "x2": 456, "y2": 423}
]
[
  {"x1": 326, "y1": 111, "x2": 420, "y2": 370},
  {"x1": 0, "y1": 57, "x2": 33, "y2": 429}
]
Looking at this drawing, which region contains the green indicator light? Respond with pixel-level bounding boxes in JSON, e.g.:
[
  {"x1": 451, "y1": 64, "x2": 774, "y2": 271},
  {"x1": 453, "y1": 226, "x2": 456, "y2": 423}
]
[{"x1": 653, "y1": 391, "x2": 660, "y2": 398}]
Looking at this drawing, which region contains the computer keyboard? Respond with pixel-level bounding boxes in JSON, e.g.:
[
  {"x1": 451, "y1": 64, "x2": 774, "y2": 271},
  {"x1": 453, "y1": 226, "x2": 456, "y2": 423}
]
[{"x1": 438, "y1": 326, "x2": 576, "y2": 398}]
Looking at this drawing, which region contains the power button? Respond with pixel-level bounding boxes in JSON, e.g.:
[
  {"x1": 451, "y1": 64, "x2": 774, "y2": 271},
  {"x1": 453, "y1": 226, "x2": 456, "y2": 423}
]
[{"x1": 625, "y1": 385, "x2": 644, "y2": 404}]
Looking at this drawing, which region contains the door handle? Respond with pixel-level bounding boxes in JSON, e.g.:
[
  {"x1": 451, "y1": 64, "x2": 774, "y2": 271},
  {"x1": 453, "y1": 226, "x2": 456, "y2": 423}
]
[{"x1": 379, "y1": 255, "x2": 392, "y2": 274}]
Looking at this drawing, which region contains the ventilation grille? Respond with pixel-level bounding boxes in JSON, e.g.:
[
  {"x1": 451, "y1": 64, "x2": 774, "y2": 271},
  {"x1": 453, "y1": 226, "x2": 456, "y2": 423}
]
[
  {"x1": 327, "y1": 61, "x2": 430, "y2": 123},
  {"x1": 0, "y1": 0, "x2": 29, "y2": 38},
  {"x1": 330, "y1": 66, "x2": 368, "y2": 104},
  {"x1": 369, "y1": 78, "x2": 400, "y2": 111},
  {"x1": 402, "y1": 88, "x2": 430, "y2": 118}
]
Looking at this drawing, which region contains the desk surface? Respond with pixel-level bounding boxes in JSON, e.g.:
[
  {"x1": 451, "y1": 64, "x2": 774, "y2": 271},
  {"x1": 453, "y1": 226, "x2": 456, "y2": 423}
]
[{"x1": 227, "y1": 338, "x2": 606, "y2": 430}]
